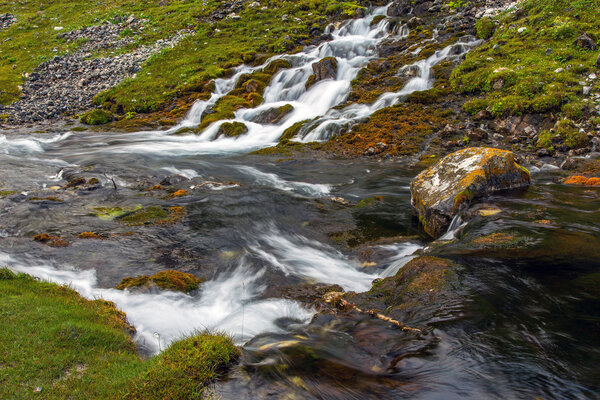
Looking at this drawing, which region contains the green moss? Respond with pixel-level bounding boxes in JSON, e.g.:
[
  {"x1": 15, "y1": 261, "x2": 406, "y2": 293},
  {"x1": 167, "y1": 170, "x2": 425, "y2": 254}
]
[
  {"x1": 475, "y1": 17, "x2": 496, "y2": 39},
  {"x1": 125, "y1": 332, "x2": 239, "y2": 400},
  {"x1": 0, "y1": 190, "x2": 19, "y2": 197},
  {"x1": 463, "y1": 98, "x2": 488, "y2": 115},
  {"x1": 117, "y1": 270, "x2": 204, "y2": 293},
  {"x1": 279, "y1": 119, "x2": 311, "y2": 143},
  {"x1": 406, "y1": 88, "x2": 446, "y2": 104},
  {"x1": 119, "y1": 206, "x2": 169, "y2": 225},
  {"x1": 451, "y1": 0, "x2": 600, "y2": 120},
  {"x1": 93, "y1": 205, "x2": 142, "y2": 221},
  {"x1": 80, "y1": 109, "x2": 114, "y2": 125},
  {"x1": 217, "y1": 121, "x2": 248, "y2": 138},
  {"x1": 453, "y1": 188, "x2": 475, "y2": 211}
]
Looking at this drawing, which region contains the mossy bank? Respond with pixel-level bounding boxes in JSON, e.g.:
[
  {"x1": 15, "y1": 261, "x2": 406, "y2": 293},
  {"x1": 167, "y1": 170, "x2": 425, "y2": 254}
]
[{"x1": 0, "y1": 268, "x2": 239, "y2": 400}]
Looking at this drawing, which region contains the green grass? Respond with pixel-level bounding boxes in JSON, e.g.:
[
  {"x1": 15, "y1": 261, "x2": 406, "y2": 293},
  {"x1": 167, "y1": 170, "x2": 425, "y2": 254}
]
[
  {"x1": 453, "y1": 0, "x2": 600, "y2": 121},
  {"x1": 0, "y1": 0, "x2": 368, "y2": 115},
  {"x1": 0, "y1": 268, "x2": 239, "y2": 400}
]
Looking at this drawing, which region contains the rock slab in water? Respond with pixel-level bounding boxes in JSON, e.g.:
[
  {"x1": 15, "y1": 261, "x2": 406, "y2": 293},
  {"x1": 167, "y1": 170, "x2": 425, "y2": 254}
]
[
  {"x1": 410, "y1": 147, "x2": 531, "y2": 238},
  {"x1": 312, "y1": 57, "x2": 338, "y2": 82}
]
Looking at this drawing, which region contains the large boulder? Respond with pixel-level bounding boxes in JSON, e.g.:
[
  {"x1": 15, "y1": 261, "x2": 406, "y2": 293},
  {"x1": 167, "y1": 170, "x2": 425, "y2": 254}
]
[
  {"x1": 410, "y1": 147, "x2": 531, "y2": 238},
  {"x1": 573, "y1": 33, "x2": 597, "y2": 50},
  {"x1": 250, "y1": 104, "x2": 294, "y2": 124}
]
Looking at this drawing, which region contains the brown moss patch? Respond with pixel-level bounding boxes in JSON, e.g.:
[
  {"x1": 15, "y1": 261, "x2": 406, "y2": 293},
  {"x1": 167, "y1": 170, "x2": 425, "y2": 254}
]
[
  {"x1": 472, "y1": 232, "x2": 515, "y2": 245},
  {"x1": 33, "y1": 233, "x2": 69, "y2": 248},
  {"x1": 116, "y1": 270, "x2": 204, "y2": 293},
  {"x1": 321, "y1": 103, "x2": 446, "y2": 158},
  {"x1": 78, "y1": 232, "x2": 104, "y2": 239}
]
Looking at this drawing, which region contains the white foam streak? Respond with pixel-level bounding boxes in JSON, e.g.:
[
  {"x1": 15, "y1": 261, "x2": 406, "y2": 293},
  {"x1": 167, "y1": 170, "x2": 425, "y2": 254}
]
[
  {"x1": 238, "y1": 166, "x2": 331, "y2": 197},
  {"x1": 251, "y1": 228, "x2": 377, "y2": 292},
  {"x1": 1, "y1": 252, "x2": 313, "y2": 353}
]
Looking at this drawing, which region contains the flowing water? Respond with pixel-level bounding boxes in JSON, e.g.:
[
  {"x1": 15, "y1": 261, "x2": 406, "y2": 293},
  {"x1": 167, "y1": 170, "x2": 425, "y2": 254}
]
[{"x1": 1, "y1": 4, "x2": 600, "y2": 399}]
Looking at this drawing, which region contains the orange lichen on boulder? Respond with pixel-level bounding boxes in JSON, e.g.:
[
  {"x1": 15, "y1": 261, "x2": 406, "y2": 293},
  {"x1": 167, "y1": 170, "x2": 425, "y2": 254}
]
[
  {"x1": 563, "y1": 176, "x2": 600, "y2": 186},
  {"x1": 586, "y1": 177, "x2": 600, "y2": 186},
  {"x1": 148, "y1": 184, "x2": 163, "y2": 191},
  {"x1": 116, "y1": 270, "x2": 203, "y2": 293},
  {"x1": 563, "y1": 175, "x2": 590, "y2": 185},
  {"x1": 167, "y1": 189, "x2": 188, "y2": 199},
  {"x1": 33, "y1": 233, "x2": 69, "y2": 247}
]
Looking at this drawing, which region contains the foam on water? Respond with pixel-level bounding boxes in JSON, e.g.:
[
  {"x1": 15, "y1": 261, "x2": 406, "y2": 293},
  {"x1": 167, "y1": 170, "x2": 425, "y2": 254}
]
[
  {"x1": 238, "y1": 166, "x2": 331, "y2": 197},
  {"x1": 1, "y1": 251, "x2": 313, "y2": 354}
]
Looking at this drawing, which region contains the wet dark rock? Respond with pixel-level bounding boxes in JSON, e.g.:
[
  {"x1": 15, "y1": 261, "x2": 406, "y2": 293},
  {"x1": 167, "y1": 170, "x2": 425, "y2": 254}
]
[
  {"x1": 413, "y1": 1, "x2": 434, "y2": 16},
  {"x1": 537, "y1": 148, "x2": 551, "y2": 157},
  {"x1": 387, "y1": 0, "x2": 412, "y2": 17},
  {"x1": 312, "y1": 57, "x2": 338, "y2": 83},
  {"x1": 573, "y1": 33, "x2": 597, "y2": 50},
  {"x1": 0, "y1": 13, "x2": 17, "y2": 31},
  {"x1": 473, "y1": 109, "x2": 492, "y2": 121},
  {"x1": 440, "y1": 124, "x2": 458, "y2": 138},
  {"x1": 410, "y1": 147, "x2": 531, "y2": 238},
  {"x1": 160, "y1": 175, "x2": 190, "y2": 186},
  {"x1": 407, "y1": 17, "x2": 423, "y2": 28},
  {"x1": 263, "y1": 283, "x2": 344, "y2": 306},
  {"x1": 467, "y1": 128, "x2": 488, "y2": 141},
  {"x1": 250, "y1": 104, "x2": 294, "y2": 124},
  {"x1": 489, "y1": 114, "x2": 550, "y2": 137}
]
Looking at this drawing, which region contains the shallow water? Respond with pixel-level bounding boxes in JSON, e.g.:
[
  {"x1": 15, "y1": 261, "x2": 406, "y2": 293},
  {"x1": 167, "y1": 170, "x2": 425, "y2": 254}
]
[{"x1": 1, "y1": 127, "x2": 599, "y2": 399}]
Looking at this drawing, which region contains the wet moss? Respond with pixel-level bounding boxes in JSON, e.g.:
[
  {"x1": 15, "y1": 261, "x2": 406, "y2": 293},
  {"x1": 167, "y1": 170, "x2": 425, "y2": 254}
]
[
  {"x1": 322, "y1": 103, "x2": 445, "y2": 158},
  {"x1": 78, "y1": 232, "x2": 104, "y2": 239},
  {"x1": 118, "y1": 206, "x2": 185, "y2": 226},
  {"x1": 116, "y1": 270, "x2": 204, "y2": 293},
  {"x1": 217, "y1": 121, "x2": 248, "y2": 138},
  {"x1": 33, "y1": 233, "x2": 69, "y2": 247},
  {"x1": 0, "y1": 190, "x2": 18, "y2": 197},
  {"x1": 80, "y1": 109, "x2": 114, "y2": 125},
  {"x1": 124, "y1": 332, "x2": 239, "y2": 400}
]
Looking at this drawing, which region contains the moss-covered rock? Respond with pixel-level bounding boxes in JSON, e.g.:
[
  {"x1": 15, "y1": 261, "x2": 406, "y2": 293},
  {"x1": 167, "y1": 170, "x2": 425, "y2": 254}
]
[
  {"x1": 347, "y1": 256, "x2": 463, "y2": 324},
  {"x1": 251, "y1": 104, "x2": 294, "y2": 124},
  {"x1": 410, "y1": 147, "x2": 531, "y2": 238},
  {"x1": 80, "y1": 109, "x2": 114, "y2": 125},
  {"x1": 217, "y1": 121, "x2": 248, "y2": 138},
  {"x1": 116, "y1": 270, "x2": 204, "y2": 293}
]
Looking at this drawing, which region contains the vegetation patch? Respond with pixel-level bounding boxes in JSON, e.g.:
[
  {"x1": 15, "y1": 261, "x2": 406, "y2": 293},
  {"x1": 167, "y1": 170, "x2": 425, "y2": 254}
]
[
  {"x1": 116, "y1": 270, "x2": 203, "y2": 293},
  {"x1": 452, "y1": 0, "x2": 600, "y2": 120},
  {"x1": 0, "y1": 268, "x2": 237, "y2": 400},
  {"x1": 80, "y1": 109, "x2": 114, "y2": 125}
]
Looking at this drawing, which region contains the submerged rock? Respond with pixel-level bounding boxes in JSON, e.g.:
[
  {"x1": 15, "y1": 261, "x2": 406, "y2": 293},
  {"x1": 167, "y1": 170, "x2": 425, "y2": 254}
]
[{"x1": 410, "y1": 147, "x2": 531, "y2": 238}]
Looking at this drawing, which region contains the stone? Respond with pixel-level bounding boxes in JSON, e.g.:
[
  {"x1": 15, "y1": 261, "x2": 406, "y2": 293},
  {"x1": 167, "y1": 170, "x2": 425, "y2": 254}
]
[
  {"x1": 410, "y1": 147, "x2": 531, "y2": 238},
  {"x1": 573, "y1": 33, "x2": 597, "y2": 50},
  {"x1": 387, "y1": 0, "x2": 412, "y2": 17},
  {"x1": 596, "y1": 53, "x2": 600, "y2": 68},
  {"x1": 311, "y1": 57, "x2": 338, "y2": 83},
  {"x1": 250, "y1": 104, "x2": 294, "y2": 124}
]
